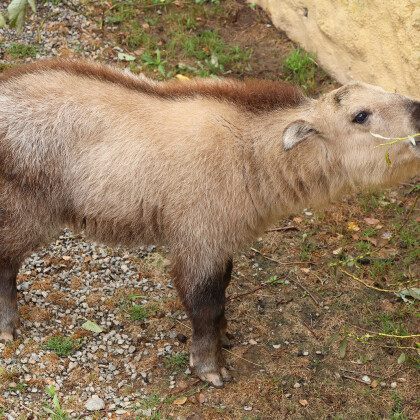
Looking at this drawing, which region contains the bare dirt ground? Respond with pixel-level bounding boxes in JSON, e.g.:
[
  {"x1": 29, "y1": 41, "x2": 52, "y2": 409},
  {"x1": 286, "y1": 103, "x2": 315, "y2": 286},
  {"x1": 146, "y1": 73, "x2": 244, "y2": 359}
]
[{"x1": 0, "y1": 1, "x2": 419, "y2": 419}]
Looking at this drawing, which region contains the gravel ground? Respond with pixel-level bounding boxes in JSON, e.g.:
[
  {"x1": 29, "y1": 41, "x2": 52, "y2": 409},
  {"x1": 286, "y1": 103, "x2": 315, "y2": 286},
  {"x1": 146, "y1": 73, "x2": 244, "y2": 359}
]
[
  {"x1": 1, "y1": 228, "x2": 190, "y2": 418},
  {"x1": 1, "y1": 0, "x2": 125, "y2": 64}
]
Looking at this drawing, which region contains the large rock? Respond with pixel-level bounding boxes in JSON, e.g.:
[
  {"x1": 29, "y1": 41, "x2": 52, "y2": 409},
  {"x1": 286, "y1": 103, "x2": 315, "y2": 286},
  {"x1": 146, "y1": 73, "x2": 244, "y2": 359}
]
[{"x1": 254, "y1": 0, "x2": 420, "y2": 97}]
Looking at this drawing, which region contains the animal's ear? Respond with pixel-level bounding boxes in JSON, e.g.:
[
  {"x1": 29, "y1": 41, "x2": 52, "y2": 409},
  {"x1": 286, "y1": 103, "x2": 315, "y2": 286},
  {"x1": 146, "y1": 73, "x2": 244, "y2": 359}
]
[{"x1": 282, "y1": 120, "x2": 319, "y2": 151}]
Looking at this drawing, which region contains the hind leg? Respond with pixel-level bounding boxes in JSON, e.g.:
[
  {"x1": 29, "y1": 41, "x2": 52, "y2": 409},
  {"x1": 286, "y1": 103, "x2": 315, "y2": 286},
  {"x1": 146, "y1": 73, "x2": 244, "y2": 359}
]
[
  {"x1": 0, "y1": 260, "x2": 20, "y2": 343},
  {"x1": 0, "y1": 207, "x2": 44, "y2": 343}
]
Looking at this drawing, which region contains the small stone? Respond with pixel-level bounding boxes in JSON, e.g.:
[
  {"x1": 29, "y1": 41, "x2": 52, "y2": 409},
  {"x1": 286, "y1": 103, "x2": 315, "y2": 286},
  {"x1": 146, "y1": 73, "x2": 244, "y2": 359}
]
[
  {"x1": 380, "y1": 382, "x2": 387, "y2": 388},
  {"x1": 285, "y1": 393, "x2": 291, "y2": 398},
  {"x1": 176, "y1": 333, "x2": 187, "y2": 343},
  {"x1": 396, "y1": 378, "x2": 406, "y2": 383},
  {"x1": 249, "y1": 339, "x2": 257, "y2": 345},
  {"x1": 293, "y1": 382, "x2": 301, "y2": 389},
  {"x1": 128, "y1": 346, "x2": 136, "y2": 354},
  {"x1": 302, "y1": 351, "x2": 309, "y2": 356},
  {"x1": 370, "y1": 380, "x2": 378, "y2": 388},
  {"x1": 273, "y1": 344, "x2": 281, "y2": 349},
  {"x1": 390, "y1": 382, "x2": 397, "y2": 389},
  {"x1": 243, "y1": 406, "x2": 252, "y2": 411},
  {"x1": 85, "y1": 396, "x2": 105, "y2": 411},
  {"x1": 361, "y1": 375, "x2": 371, "y2": 384}
]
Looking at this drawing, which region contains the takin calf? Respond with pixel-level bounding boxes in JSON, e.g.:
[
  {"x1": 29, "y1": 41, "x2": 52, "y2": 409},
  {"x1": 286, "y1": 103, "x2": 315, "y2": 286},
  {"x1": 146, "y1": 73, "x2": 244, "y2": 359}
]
[{"x1": 0, "y1": 60, "x2": 419, "y2": 387}]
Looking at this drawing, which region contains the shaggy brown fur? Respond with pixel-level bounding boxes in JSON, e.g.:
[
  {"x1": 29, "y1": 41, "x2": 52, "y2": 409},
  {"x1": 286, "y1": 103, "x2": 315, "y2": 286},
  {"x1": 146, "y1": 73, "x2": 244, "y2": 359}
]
[
  {"x1": 0, "y1": 60, "x2": 419, "y2": 387},
  {"x1": 0, "y1": 59, "x2": 304, "y2": 112}
]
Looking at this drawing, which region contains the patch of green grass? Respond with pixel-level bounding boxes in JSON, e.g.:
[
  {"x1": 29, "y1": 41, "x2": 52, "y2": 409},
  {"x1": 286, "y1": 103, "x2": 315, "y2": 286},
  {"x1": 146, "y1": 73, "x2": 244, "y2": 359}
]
[
  {"x1": 7, "y1": 43, "x2": 37, "y2": 59},
  {"x1": 378, "y1": 314, "x2": 409, "y2": 336},
  {"x1": 141, "y1": 49, "x2": 167, "y2": 77},
  {"x1": 8, "y1": 382, "x2": 27, "y2": 392},
  {"x1": 357, "y1": 241, "x2": 372, "y2": 252},
  {"x1": 44, "y1": 335, "x2": 83, "y2": 357},
  {"x1": 358, "y1": 191, "x2": 381, "y2": 213},
  {"x1": 125, "y1": 21, "x2": 158, "y2": 50},
  {"x1": 369, "y1": 259, "x2": 393, "y2": 279},
  {"x1": 105, "y1": 2, "x2": 136, "y2": 25},
  {"x1": 120, "y1": 294, "x2": 158, "y2": 321},
  {"x1": 0, "y1": 367, "x2": 19, "y2": 382},
  {"x1": 164, "y1": 352, "x2": 188, "y2": 372},
  {"x1": 42, "y1": 385, "x2": 70, "y2": 419},
  {"x1": 391, "y1": 393, "x2": 409, "y2": 420},
  {"x1": 178, "y1": 29, "x2": 252, "y2": 76},
  {"x1": 283, "y1": 48, "x2": 317, "y2": 91},
  {"x1": 362, "y1": 227, "x2": 378, "y2": 238},
  {"x1": 136, "y1": 392, "x2": 163, "y2": 419}
]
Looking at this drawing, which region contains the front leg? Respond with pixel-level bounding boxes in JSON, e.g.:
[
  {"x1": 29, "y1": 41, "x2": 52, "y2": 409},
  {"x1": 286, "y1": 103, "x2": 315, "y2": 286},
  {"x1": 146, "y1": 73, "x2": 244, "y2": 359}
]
[
  {"x1": 0, "y1": 261, "x2": 19, "y2": 343},
  {"x1": 173, "y1": 259, "x2": 232, "y2": 388}
]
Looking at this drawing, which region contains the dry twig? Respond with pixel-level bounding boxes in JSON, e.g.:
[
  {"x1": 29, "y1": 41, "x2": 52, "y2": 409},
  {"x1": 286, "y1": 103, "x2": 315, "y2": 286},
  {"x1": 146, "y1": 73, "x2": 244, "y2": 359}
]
[
  {"x1": 251, "y1": 247, "x2": 320, "y2": 265},
  {"x1": 303, "y1": 321, "x2": 319, "y2": 339},
  {"x1": 342, "y1": 375, "x2": 370, "y2": 385}
]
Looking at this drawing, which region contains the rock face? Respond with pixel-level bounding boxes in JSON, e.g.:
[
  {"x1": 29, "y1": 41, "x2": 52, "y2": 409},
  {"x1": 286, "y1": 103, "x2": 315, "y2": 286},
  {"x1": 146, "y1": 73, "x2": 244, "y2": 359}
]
[{"x1": 254, "y1": 0, "x2": 420, "y2": 97}]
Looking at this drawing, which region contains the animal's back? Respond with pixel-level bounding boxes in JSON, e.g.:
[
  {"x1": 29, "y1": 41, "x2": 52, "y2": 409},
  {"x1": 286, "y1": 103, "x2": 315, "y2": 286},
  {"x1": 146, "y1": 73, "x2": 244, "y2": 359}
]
[{"x1": 0, "y1": 67, "x2": 255, "y2": 249}]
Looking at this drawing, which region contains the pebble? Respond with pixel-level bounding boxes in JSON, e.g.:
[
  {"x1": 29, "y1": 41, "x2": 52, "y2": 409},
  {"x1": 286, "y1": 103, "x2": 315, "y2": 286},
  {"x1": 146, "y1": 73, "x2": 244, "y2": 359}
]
[
  {"x1": 390, "y1": 382, "x2": 397, "y2": 389},
  {"x1": 85, "y1": 396, "x2": 105, "y2": 411},
  {"x1": 244, "y1": 406, "x2": 252, "y2": 411},
  {"x1": 361, "y1": 375, "x2": 371, "y2": 384}
]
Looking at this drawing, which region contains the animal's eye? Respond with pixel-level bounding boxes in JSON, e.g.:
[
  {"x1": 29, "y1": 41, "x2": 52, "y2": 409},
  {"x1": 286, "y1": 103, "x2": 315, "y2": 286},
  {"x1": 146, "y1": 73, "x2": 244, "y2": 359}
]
[{"x1": 353, "y1": 112, "x2": 369, "y2": 124}]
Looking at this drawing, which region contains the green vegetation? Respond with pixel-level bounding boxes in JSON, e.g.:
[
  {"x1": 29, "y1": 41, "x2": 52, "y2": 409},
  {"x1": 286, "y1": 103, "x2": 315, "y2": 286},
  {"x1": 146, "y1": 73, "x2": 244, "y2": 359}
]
[
  {"x1": 7, "y1": 43, "x2": 37, "y2": 58},
  {"x1": 44, "y1": 335, "x2": 83, "y2": 356},
  {"x1": 120, "y1": 294, "x2": 158, "y2": 321},
  {"x1": 102, "y1": 0, "x2": 252, "y2": 79},
  {"x1": 164, "y1": 352, "x2": 188, "y2": 372},
  {"x1": 283, "y1": 48, "x2": 317, "y2": 91},
  {"x1": 42, "y1": 385, "x2": 70, "y2": 420}
]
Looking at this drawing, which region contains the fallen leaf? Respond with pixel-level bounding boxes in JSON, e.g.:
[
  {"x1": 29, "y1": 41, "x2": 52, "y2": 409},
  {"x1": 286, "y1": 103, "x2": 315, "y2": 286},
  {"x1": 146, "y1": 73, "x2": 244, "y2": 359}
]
[
  {"x1": 365, "y1": 237, "x2": 377, "y2": 246},
  {"x1": 348, "y1": 222, "x2": 360, "y2": 231},
  {"x1": 370, "y1": 380, "x2": 378, "y2": 388},
  {"x1": 175, "y1": 74, "x2": 191, "y2": 82},
  {"x1": 81, "y1": 320, "x2": 105, "y2": 333},
  {"x1": 332, "y1": 247, "x2": 342, "y2": 255},
  {"x1": 381, "y1": 232, "x2": 393, "y2": 240},
  {"x1": 141, "y1": 23, "x2": 150, "y2": 29},
  {"x1": 173, "y1": 397, "x2": 187, "y2": 405},
  {"x1": 118, "y1": 52, "x2": 136, "y2": 61},
  {"x1": 300, "y1": 268, "x2": 311, "y2": 274},
  {"x1": 195, "y1": 393, "x2": 205, "y2": 404},
  {"x1": 293, "y1": 217, "x2": 303, "y2": 223},
  {"x1": 364, "y1": 218, "x2": 379, "y2": 226},
  {"x1": 299, "y1": 399, "x2": 308, "y2": 407}
]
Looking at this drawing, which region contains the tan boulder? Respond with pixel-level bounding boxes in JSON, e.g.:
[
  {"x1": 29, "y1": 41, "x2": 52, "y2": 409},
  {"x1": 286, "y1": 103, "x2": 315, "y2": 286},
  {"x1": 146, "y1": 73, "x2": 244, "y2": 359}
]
[{"x1": 254, "y1": 0, "x2": 420, "y2": 97}]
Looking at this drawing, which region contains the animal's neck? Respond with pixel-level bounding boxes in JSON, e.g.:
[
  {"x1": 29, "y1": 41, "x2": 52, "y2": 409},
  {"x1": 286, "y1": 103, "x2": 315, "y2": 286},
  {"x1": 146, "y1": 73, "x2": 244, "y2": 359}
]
[{"x1": 246, "y1": 115, "x2": 346, "y2": 224}]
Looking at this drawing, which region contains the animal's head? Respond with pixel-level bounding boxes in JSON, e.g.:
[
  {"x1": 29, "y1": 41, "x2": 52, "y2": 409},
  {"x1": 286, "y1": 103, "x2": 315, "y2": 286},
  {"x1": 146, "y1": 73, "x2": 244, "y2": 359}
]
[{"x1": 282, "y1": 82, "x2": 420, "y2": 187}]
